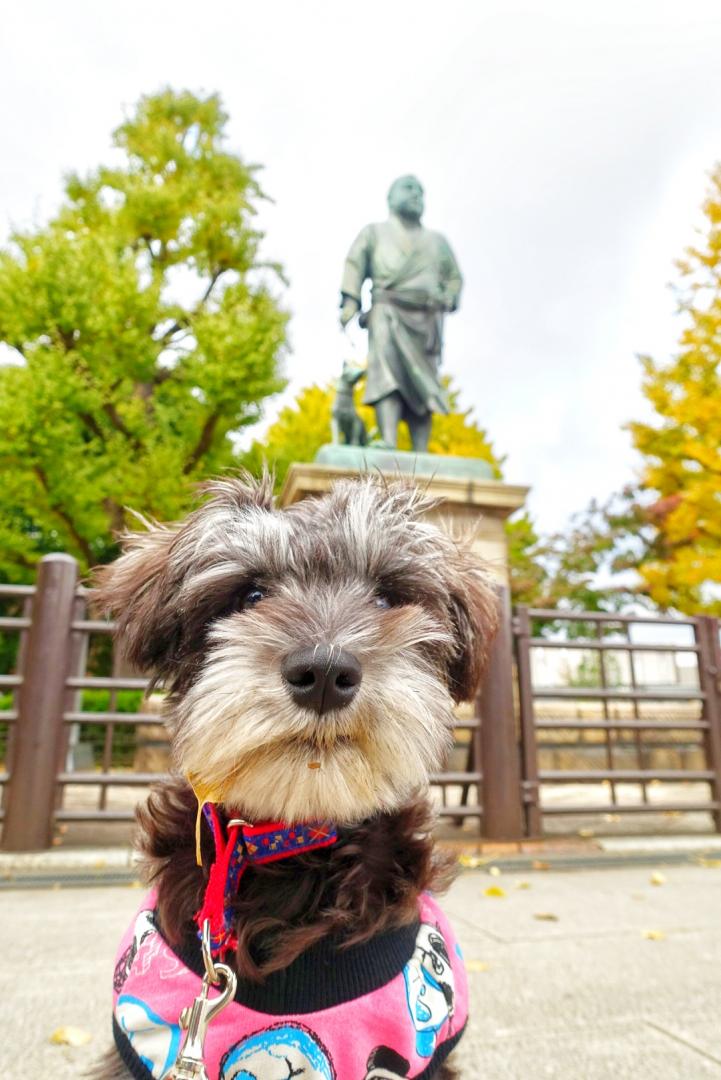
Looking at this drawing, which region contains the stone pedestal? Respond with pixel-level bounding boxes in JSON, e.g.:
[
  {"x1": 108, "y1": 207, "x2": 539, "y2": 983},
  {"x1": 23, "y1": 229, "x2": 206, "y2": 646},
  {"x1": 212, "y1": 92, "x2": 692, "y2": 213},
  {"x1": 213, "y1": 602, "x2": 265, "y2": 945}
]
[{"x1": 279, "y1": 445, "x2": 529, "y2": 583}]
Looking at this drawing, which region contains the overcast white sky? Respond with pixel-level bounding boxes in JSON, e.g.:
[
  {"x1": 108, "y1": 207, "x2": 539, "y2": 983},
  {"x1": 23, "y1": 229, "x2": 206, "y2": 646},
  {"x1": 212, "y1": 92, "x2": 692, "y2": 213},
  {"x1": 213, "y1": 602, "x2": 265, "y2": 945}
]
[{"x1": 3, "y1": 0, "x2": 721, "y2": 532}]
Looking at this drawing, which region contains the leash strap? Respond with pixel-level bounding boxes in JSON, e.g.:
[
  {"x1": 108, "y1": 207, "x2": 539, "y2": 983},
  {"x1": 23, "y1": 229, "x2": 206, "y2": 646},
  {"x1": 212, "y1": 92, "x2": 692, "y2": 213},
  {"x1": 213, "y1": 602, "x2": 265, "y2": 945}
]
[{"x1": 194, "y1": 805, "x2": 337, "y2": 958}]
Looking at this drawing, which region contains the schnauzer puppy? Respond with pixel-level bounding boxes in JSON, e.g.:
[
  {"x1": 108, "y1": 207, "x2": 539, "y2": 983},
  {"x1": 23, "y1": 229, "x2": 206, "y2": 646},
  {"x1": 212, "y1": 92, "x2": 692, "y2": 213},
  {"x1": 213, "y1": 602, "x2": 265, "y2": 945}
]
[{"x1": 91, "y1": 475, "x2": 497, "y2": 1080}]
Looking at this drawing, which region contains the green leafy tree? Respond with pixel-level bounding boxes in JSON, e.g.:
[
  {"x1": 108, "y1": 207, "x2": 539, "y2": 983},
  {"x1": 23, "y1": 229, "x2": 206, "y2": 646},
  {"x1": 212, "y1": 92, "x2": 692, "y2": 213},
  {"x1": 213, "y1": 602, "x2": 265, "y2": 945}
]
[
  {"x1": 241, "y1": 378, "x2": 503, "y2": 489},
  {"x1": 628, "y1": 164, "x2": 721, "y2": 612},
  {"x1": 0, "y1": 89, "x2": 287, "y2": 576}
]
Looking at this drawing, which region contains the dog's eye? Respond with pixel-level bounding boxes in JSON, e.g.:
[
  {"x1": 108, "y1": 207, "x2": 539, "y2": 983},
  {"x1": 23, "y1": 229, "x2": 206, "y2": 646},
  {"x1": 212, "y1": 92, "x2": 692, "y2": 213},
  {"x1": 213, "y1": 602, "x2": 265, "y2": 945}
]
[
  {"x1": 374, "y1": 593, "x2": 392, "y2": 610},
  {"x1": 238, "y1": 585, "x2": 266, "y2": 610}
]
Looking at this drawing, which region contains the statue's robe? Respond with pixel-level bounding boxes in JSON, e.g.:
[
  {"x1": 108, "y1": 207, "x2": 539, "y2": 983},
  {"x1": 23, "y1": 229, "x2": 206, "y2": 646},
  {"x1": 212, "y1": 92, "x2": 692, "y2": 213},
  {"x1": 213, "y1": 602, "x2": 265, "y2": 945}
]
[{"x1": 341, "y1": 215, "x2": 462, "y2": 417}]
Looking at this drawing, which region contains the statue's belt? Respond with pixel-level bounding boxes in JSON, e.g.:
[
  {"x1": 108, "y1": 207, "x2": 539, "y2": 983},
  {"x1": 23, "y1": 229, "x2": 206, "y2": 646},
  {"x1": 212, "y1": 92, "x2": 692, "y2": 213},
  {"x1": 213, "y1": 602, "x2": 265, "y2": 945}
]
[{"x1": 372, "y1": 288, "x2": 445, "y2": 313}]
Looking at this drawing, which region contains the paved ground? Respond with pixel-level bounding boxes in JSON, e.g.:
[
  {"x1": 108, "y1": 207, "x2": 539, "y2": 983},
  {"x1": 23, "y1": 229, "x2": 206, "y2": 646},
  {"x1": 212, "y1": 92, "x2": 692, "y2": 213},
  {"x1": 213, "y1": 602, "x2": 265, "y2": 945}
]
[{"x1": 3, "y1": 862, "x2": 721, "y2": 1079}]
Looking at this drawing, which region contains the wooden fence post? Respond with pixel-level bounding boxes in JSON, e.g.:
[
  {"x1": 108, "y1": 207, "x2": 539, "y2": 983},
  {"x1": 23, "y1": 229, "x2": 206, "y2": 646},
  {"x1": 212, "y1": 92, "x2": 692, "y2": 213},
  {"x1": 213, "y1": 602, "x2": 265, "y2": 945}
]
[
  {"x1": 477, "y1": 585, "x2": 525, "y2": 839},
  {"x1": 514, "y1": 605, "x2": 542, "y2": 836},
  {"x1": 2, "y1": 554, "x2": 79, "y2": 851},
  {"x1": 696, "y1": 616, "x2": 721, "y2": 834},
  {"x1": 56, "y1": 591, "x2": 89, "y2": 804}
]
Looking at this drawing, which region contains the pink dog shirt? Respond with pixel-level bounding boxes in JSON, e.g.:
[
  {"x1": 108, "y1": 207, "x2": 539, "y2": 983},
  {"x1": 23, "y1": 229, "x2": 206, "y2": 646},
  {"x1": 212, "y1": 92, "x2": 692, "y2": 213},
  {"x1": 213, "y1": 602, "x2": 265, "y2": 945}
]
[{"x1": 112, "y1": 889, "x2": 468, "y2": 1080}]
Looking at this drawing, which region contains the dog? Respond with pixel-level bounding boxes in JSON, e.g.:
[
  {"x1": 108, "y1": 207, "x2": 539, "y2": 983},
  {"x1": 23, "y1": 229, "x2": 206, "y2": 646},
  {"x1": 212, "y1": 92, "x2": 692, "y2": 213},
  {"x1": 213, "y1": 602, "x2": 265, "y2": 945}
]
[
  {"x1": 90, "y1": 475, "x2": 497, "y2": 1079},
  {"x1": 331, "y1": 362, "x2": 368, "y2": 446}
]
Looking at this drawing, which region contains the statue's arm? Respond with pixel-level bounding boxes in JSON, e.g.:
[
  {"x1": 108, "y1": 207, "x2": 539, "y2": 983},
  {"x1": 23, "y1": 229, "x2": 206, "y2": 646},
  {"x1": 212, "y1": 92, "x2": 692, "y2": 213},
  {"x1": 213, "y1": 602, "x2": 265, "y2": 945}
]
[
  {"x1": 439, "y1": 237, "x2": 463, "y2": 313},
  {"x1": 340, "y1": 226, "x2": 372, "y2": 326}
]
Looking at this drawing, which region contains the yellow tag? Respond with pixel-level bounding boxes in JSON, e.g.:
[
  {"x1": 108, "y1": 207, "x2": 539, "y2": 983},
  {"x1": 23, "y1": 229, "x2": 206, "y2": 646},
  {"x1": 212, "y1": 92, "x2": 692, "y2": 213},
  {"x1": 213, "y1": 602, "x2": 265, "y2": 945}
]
[{"x1": 188, "y1": 776, "x2": 224, "y2": 866}]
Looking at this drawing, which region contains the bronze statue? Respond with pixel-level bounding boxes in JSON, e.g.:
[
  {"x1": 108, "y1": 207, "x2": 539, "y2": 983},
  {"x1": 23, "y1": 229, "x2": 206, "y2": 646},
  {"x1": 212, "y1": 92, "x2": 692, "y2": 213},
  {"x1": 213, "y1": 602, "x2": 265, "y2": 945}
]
[{"x1": 339, "y1": 176, "x2": 462, "y2": 452}]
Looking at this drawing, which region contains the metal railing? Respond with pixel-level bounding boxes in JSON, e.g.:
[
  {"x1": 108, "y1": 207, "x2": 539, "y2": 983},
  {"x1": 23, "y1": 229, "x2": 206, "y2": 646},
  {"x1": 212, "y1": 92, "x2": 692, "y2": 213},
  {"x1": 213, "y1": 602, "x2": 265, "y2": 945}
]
[{"x1": 514, "y1": 606, "x2": 721, "y2": 836}]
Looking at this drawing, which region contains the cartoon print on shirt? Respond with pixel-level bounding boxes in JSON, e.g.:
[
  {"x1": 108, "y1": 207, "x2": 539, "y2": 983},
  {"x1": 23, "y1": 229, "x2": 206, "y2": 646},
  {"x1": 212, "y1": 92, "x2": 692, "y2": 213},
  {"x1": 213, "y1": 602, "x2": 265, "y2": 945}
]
[
  {"x1": 114, "y1": 908, "x2": 157, "y2": 993},
  {"x1": 402, "y1": 922, "x2": 455, "y2": 1058},
  {"x1": 220, "y1": 1022, "x2": 336, "y2": 1080},
  {"x1": 363, "y1": 1046, "x2": 411, "y2": 1080},
  {"x1": 116, "y1": 993, "x2": 181, "y2": 1079}
]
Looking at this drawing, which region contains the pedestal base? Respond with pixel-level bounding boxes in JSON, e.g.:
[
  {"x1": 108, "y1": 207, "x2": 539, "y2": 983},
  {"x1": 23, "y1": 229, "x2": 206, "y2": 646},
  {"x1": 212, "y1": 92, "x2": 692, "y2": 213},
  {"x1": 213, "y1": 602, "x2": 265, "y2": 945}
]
[{"x1": 314, "y1": 442, "x2": 495, "y2": 481}]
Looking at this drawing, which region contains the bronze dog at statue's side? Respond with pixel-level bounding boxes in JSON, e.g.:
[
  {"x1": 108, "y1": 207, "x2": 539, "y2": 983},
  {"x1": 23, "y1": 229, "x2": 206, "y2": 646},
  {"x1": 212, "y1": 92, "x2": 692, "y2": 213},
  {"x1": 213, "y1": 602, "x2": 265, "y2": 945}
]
[{"x1": 331, "y1": 362, "x2": 368, "y2": 446}]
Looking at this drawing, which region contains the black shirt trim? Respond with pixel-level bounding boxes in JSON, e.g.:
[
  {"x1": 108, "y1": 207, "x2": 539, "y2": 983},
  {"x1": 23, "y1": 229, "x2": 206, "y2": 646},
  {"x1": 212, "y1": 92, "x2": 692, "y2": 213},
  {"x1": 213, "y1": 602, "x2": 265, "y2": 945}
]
[{"x1": 172, "y1": 913, "x2": 420, "y2": 1015}]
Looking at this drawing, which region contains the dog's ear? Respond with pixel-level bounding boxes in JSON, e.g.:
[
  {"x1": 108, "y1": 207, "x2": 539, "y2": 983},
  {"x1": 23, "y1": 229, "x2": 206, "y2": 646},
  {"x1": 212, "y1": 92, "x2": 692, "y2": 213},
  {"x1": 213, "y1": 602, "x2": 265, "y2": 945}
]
[
  {"x1": 91, "y1": 521, "x2": 181, "y2": 675},
  {"x1": 446, "y1": 551, "x2": 500, "y2": 703},
  {"x1": 91, "y1": 474, "x2": 276, "y2": 677}
]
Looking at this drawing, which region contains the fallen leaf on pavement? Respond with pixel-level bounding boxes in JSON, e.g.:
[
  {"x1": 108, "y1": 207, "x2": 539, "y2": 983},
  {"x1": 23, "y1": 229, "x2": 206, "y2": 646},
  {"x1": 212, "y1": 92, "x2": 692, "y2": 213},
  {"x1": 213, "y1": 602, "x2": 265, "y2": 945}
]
[
  {"x1": 50, "y1": 1027, "x2": 92, "y2": 1047},
  {"x1": 488, "y1": 865, "x2": 502, "y2": 877},
  {"x1": 484, "y1": 885, "x2": 506, "y2": 898},
  {"x1": 532, "y1": 860, "x2": 550, "y2": 871},
  {"x1": 458, "y1": 854, "x2": 490, "y2": 869},
  {"x1": 603, "y1": 813, "x2": 621, "y2": 823},
  {"x1": 696, "y1": 857, "x2": 721, "y2": 869},
  {"x1": 649, "y1": 871, "x2": 666, "y2": 886},
  {"x1": 533, "y1": 912, "x2": 559, "y2": 921},
  {"x1": 466, "y1": 960, "x2": 489, "y2": 972},
  {"x1": 515, "y1": 881, "x2": 531, "y2": 890},
  {"x1": 578, "y1": 828, "x2": 595, "y2": 838},
  {"x1": 642, "y1": 929, "x2": 666, "y2": 941}
]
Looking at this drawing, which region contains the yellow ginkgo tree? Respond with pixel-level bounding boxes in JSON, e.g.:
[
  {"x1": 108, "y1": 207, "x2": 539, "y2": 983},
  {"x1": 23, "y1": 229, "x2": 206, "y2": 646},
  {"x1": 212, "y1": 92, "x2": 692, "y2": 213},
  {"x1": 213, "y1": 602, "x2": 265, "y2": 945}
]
[{"x1": 630, "y1": 164, "x2": 721, "y2": 612}]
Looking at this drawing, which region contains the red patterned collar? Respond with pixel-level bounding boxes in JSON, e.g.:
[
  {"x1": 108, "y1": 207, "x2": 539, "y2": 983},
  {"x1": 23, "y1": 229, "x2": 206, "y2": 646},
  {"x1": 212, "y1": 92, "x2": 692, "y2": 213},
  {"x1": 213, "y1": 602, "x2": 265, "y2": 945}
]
[{"x1": 194, "y1": 804, "x2": 337, "y2": 958}]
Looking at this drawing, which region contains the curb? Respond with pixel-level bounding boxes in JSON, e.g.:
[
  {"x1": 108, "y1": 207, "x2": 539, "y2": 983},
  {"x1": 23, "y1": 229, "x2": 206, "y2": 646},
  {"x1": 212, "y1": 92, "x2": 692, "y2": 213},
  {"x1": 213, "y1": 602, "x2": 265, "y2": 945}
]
[
  {"x1": 0, "y1": 848, "x2": 140, "y2": 889},
  {"x1": 0, "y1": 847, "x2": 137, "y2": 871},
  {"x1": 455, "y1": 849, "x2": 721, "y2": 874}
]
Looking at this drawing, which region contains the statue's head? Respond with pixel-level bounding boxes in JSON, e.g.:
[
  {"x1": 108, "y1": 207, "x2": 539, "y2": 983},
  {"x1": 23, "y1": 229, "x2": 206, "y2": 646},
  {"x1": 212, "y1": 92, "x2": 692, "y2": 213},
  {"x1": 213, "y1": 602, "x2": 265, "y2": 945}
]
[{"x1": 388, "y1": 175, "x2": 424, "y2": 223}]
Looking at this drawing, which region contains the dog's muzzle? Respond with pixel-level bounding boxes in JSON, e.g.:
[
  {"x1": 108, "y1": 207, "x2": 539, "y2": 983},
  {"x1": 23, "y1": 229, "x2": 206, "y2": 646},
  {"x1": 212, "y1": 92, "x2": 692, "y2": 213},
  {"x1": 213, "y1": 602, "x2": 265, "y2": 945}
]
[{"x1": 281, "y1": 645, "x2": 362, "y2": 715}]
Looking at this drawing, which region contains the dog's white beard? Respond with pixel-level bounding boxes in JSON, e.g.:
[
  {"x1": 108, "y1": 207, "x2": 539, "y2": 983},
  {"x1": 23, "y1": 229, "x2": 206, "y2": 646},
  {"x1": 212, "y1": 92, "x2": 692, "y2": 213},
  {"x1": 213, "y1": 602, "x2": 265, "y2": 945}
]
[{"x1": 173, "y1": 633, "x2": 454, "y2": 824}]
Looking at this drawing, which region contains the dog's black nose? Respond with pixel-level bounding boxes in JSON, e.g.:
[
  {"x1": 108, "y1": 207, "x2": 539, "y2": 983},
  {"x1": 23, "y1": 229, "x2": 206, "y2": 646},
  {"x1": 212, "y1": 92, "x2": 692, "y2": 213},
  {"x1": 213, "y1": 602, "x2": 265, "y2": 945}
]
[{"x1": 281, "y1": 646, "x2": 362, "y2": 714}]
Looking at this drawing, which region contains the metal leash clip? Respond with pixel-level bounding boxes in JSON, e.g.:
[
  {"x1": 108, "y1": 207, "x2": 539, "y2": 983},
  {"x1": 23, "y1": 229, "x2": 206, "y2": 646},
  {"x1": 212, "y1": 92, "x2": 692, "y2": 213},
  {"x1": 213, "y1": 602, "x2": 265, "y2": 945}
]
[{"x1": 168, "y1": 920, "x2": 238, "y2": 1080}]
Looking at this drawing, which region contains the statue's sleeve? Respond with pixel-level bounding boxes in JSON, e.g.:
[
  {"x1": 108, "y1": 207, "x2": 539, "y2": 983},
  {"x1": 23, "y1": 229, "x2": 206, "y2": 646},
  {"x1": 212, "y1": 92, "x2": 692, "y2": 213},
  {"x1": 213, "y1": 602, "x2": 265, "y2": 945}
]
[
  {"x1": 340, "y1": 225, "x2": 372, "y2": 307},
  {"x1": 439, "y1": 236, "x2": 463, "y2": 312}
]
